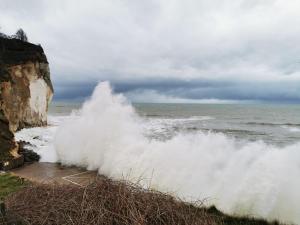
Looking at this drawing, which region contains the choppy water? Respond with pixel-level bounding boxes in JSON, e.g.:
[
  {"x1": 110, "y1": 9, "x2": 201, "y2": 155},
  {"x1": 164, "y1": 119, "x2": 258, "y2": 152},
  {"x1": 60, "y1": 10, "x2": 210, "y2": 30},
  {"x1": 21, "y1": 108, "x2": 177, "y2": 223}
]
[
  {"x1": 48, "y1": 102, "x2": 300, "y2": 145},
  {"x1": 16, "y1": 101, "x2": 300, "y2": 161},
  {"x1": 135, "y1": 103, "x2": 300, "y2": 146}
]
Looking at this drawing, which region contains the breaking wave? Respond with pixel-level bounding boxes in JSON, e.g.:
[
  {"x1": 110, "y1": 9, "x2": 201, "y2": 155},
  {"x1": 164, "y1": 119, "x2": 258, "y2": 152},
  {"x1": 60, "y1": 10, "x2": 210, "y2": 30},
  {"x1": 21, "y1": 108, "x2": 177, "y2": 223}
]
[
  {"x1": 54, "y1": 82, "x2": 300, "y2": 224},
  {"x1": 281, "y1": 125, "x2": 300, "y2": 133}
]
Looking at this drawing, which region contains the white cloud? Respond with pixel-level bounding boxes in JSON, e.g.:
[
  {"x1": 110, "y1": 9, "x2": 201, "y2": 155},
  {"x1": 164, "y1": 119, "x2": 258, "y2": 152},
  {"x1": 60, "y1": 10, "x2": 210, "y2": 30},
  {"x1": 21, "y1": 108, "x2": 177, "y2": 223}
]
[{"x1": 1, "y1": 0, "x2": 300, "y2": 101}]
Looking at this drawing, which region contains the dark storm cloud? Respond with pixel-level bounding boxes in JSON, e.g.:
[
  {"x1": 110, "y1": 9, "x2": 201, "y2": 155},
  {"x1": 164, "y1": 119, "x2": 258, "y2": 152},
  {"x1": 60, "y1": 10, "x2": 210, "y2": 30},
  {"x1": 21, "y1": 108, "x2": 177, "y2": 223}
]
[
  {"x1": 112, "y1": 79, "x2": 230, "y2": 92},
  {"x1": 54, "y1": 81, "x2": 97, "y2": 101},
  {"x1": 116, "y1": 80, "x2": 300, "y2": 103},
  {"x1": 53, "y1": 78, "x2": 300, "y2": 103},
  {"x1": 1, "y1": 0, "x2": 300, "y2": 102}
]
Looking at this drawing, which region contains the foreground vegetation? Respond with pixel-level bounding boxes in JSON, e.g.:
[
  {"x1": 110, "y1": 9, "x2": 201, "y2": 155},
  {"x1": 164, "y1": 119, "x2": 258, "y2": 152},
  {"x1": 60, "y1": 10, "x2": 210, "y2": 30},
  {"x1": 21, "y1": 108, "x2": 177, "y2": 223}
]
[
  {"x1": 0, "y1": 173, "x2": 26, "y2": 200},
  {"x1": 1, "y1": 177, "x2": 284, "y2": 225}
]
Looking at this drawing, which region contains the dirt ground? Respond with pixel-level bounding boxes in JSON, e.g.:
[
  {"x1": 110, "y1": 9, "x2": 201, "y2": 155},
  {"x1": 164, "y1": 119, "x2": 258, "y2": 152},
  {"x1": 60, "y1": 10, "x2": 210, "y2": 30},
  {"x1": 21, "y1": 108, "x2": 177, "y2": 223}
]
[{"x1": 12, "y1": 162, "x2": 99, "y2": 186}]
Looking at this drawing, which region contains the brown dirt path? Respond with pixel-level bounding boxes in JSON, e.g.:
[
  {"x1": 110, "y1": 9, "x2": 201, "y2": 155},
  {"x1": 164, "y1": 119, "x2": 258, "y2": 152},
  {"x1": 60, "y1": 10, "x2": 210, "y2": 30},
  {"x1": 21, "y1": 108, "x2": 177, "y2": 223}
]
[{"x1": 11, "y1": 162, "x2": 99, "y2": 186}]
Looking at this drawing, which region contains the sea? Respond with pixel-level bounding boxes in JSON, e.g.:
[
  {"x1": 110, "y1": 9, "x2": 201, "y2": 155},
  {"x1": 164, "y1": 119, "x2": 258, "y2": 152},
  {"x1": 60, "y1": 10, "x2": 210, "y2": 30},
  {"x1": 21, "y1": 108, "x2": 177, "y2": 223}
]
[
  {"x1": 15, "y1": 82, "x2": 300, "y2": 224},
  {"x1": 17, "y1": 102, "x2": 300, "y2": 151}
]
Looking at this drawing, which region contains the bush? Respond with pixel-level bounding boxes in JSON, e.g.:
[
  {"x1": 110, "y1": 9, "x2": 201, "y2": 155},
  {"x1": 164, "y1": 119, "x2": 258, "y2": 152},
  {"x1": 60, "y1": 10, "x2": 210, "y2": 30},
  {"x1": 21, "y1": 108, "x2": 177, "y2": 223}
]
[
  {"x1": 14, "y1": 29, "x2": 28, "y2": 42},
  {"x1": 2, "y1": 179, "x2": 284, "y2": 225}
]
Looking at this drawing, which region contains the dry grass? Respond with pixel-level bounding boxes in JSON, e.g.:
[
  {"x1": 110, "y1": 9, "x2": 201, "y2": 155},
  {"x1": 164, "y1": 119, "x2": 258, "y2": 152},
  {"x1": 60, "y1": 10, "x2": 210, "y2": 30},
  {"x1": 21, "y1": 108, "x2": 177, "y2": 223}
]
[{"x1": 1, "y1": 178, "x2": 283, "y2": 225}]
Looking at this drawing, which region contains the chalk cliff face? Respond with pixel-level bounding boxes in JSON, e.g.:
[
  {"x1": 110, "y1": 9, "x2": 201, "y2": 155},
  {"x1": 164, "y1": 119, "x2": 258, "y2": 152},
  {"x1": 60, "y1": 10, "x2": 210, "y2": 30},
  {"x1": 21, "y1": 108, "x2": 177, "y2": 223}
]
[{"x1": 0, "y1": 37, "x2": 53, "y2": 166}]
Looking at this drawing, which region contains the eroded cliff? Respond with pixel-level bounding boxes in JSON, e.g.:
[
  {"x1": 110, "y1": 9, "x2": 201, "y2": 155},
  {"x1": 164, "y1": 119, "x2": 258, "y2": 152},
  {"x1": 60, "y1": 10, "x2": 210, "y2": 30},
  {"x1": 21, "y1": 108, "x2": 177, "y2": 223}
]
[{"x1": 0, "y1": 37, "x2": 53, "y2": 168}]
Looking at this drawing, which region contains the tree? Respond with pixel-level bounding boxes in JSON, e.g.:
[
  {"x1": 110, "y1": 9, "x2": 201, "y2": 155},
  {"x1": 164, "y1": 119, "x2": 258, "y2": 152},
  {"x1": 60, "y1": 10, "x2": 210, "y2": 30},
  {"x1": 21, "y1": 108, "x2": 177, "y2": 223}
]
[
  {"x1": 15, "y1": 28, "x2": 28, "y2": 42},
  {"x1": 0, "y1": 26, "x2": 7, "y2": 38}
]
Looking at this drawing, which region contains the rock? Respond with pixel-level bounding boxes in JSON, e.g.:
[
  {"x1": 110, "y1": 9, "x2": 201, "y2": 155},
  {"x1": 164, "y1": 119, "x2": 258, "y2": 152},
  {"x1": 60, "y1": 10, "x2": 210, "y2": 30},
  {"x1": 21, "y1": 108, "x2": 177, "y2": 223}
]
[
  {"x1": 17, "y1": 141, "x2": 40, "y2": 163},
  {"x1": 0, "y1": 37, "x2": 53, "y2": 169},
  {"x1": 0, "y1": 155, "x2": 24, "y2": 171},
  {"x1": 0, "y1": 201, "x2": 5, "y2": 216},
  {"x1": 0, "y1": 109, "x2": 16, "y2": 162}
]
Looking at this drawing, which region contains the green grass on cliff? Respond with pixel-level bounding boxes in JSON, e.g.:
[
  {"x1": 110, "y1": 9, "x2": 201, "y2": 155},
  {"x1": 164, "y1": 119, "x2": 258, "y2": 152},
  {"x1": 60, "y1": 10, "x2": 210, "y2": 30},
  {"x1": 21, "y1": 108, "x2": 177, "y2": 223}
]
[{"x1": 0, "y1": 173, "x2": 27, "y2": 200}]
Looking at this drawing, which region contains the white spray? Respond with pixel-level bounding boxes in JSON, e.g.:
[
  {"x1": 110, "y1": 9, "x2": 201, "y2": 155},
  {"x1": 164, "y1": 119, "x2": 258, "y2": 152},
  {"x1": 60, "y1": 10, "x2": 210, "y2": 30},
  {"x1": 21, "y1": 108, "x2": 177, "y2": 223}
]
[{"x1": 54, "y1": 82, "x2": 300, "y2": 224}]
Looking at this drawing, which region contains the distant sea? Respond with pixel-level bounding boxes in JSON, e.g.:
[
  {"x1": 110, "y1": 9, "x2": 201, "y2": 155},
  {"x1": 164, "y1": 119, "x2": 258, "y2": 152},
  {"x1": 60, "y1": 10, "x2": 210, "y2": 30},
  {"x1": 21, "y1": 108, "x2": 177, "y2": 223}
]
[{"x1": 47, "y1": 102, "x2": 300, "y2": 146}]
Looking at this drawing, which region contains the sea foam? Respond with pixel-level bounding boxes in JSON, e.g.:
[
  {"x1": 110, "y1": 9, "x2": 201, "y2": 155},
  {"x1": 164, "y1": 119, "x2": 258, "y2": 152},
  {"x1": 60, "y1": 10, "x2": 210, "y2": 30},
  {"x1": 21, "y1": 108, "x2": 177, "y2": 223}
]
[{"x1": 54, "y1": 82, "x2": 300, "y2": 224}]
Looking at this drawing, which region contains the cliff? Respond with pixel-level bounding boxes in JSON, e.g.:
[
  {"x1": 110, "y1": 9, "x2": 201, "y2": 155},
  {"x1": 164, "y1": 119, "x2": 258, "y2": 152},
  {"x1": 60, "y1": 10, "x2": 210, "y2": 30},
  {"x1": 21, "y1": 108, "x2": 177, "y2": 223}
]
[{"x1": 0, "y1": 37, "x2": 53, "y2": 168}]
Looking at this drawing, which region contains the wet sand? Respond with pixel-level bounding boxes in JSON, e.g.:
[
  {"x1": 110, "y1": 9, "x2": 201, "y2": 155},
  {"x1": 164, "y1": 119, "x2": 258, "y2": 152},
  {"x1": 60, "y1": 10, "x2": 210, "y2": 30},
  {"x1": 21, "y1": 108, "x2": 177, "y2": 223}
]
[{"x1": 12, "y1": 162, "x2": 99, "y2": 186}]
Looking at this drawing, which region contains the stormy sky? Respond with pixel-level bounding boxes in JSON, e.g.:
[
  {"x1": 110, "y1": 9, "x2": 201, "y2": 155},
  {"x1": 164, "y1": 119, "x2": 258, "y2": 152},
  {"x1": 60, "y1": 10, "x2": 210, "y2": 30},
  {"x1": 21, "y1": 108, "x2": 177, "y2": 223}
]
[{"x1": 1, "y1": 0, "x2": 300, "y2": 103}]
